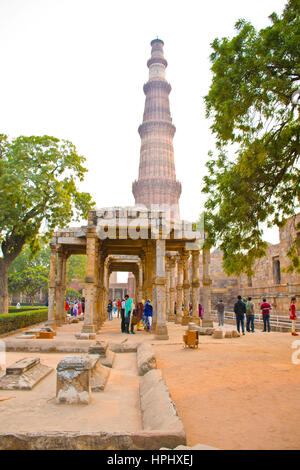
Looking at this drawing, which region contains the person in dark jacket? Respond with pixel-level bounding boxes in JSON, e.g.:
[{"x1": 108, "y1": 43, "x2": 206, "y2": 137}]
[{"x1": 234, "y1": 295, "x2": 246, "y2": 335}]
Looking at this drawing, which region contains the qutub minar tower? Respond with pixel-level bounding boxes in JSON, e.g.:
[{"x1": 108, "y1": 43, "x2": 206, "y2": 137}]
[{"x1": 132, "y1": 38, "x2": 182, "y2": 219}]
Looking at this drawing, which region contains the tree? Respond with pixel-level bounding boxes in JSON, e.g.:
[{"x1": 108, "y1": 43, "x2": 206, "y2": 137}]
[
  {"x1": 66, "y1": 255, "x2": 87, "y2": 285},
  {"x1": 202, "y1": 0, "x2": 300, "y2": 276},
  {"x1": 8, "y1": 266, "x2": 48, "y2": 305},
  {"x1": 66, "y1": 288, "x2": 82, "y2": 300},
  {"x1": 0, "y1": 135, "x2": 94, "y2": 313}
]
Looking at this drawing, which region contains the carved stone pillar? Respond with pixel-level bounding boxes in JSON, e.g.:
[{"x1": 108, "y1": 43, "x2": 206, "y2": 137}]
[
  {"x1": 81, "y1": 230, "x2": 97, "y2": 334},
  {"x1": 165, "y1": 260, "x2": 171, "y2": 321},
  {"x1": 202, "y1": 248, "x2": 213, "y2": 327},
  {"x1": 191, "y1": 250, "x2": 200, "y2": 325},
  {"x1": 154, "y1": 240, "x2": 169, "y2": 340},
  {"x1": 151, "y1": 246, "x2": 157, "y2": 333},
  {"x1": 46, "y1": 247, "x2": 56, "y2": 329},
  {"x1": 60, "y1": 254, "x2": 68, "y2": 324},
  {"x1": 166, "y1": 254, "x2": 176, "y2": 322},
  {"x1": 55, "y1": 249, "x2": 63, "y2": 327},
  {"x1": 181, "y1": 251, "x2": 191, "y2": 325},
  {"x1": 175, "y1": 258, "x2": 183, "y2": 324}
]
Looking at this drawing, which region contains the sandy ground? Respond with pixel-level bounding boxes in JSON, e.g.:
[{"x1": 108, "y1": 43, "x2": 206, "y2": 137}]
[
  {"x1": 1, "y1": 317, "x2": 300, "y2": 449},
  {"x1": 0, "y1": 349, "x2": 141, "y2": 433}
]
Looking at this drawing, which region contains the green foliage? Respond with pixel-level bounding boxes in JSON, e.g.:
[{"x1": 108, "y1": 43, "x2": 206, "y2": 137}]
[
  {"x1": 66, "y1": 288, "x2": 82, "y2": 299},
  {"x1": 8, "y1": 266, "x2": 49, "y2": 303},
  {"x1": 0, "y1": 134, "x2": 94, "y2": 262},
  {"x1": 9, "y1": 244, "x2": 50, "y2": 276},
  {"x1": 66, "y1": 255, "x2": 86, "y2": 285},
  {"x1": 203, "y1": 0, "x2": 300, "y2": 276},
  {"x1": 0, "y1": 309, "x2": 48, "y2": 334}
]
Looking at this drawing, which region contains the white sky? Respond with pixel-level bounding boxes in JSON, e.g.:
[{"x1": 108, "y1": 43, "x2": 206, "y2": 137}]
[{"x1": 0, "y1": 0, "x2": 287, "y2": 281}]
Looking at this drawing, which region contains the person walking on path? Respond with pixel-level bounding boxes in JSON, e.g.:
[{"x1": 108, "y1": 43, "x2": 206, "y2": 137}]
[
  {"x1": 260, "y1": 298, "x2": 272, "y2": 332},
  {"x1": 107, "y1": 300, "x2": 113, "y2": 321},
  {"x1": 130, "y1": 300, "x2": 137, "y2": 334},
  {"x1": 143, "y1": 300, "x2": 153, "y2": 331},
  {"x1": 120, "y1": 298, "x2": 126, "y2": 332},
  {"x1": 136, "y1": 300, "x2": 144, "y2": 331},
  {"x1": 198, "y1": 303, "x2": 204, "y2": 320},
  {"x1": 234, "y1": 295, "x2": 246, "y2": 335},
  {"x1": 290, "y1": 297, "x2": 298, "y2": 336},
  {"x1": 124, "y1": 294, "x2": 133, "y2": 334},
  {"x1": 77, "y1": 301, "x2": 82, "y2": 316},
  {"x1": 215, "y1": 299, "x2": 225, "y2": 327},
  {"x1": 117, "y1": 299, "x2": 121, "y2": 318},
  {"x1": 246, "y1": 297, "x2": 255, "y2": 332}
]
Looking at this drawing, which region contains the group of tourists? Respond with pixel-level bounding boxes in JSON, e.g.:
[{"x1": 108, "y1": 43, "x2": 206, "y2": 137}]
[
  {"x1": 215, "y1": 296, "x2": 298, "y2": 336},
  {"x1": 107, "y1": 297, "x2": 153, "y2": 334},
  {"x1": 65, "y1": 298, "x2": 85, "y2": 317}
]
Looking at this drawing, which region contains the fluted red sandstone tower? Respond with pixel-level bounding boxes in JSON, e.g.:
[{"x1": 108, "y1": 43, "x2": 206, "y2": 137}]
[{"x1": 132, "y1": 39, "x2": 181, "y2": 219}]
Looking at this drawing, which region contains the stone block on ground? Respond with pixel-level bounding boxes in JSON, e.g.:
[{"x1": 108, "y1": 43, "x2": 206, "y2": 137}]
[
  {"x1": 109, "y1": 342, "x2": 138, "y2": 353},
  {"x1": 139, "y1": 369, "x2": 185, "y2": 438},
  {"x1": 213, "y1": 329, "x2": 225, "y2": 339},
  {"x1": 15, "y1": 334, "x2": 36, "y2": 340},
  {"x1": 137, "y1": 343, "x2": 156, "y2": 376},
  {"x1": 232, "y1": 330, "x2": 240, "y2": 338},
  {"x1": 194, "y1": 327, "x2": 215, "y2": 335},
  {"x1": 225, "y1": 330, "x2": 233, "y2": 338},
  {"x1": 99, "y1": 350, "x2": 115, "y2": 368},
  {"x1": 89, "y1": 355, "x2": 110, "y2": 392},
  {"x1": 160, "y1": 443, "x2": 219, "y2": 450},
  {"x1": 88, "y1": 341, "x2": 108, "y2": 356},
  {"x1": 0, "y1": 357, "x2": 53, "y2": 390},
  {"x1": 75, "y1": 333, "x2": 94, "y2": 340},
  {"x1": 56, "y1": 356, "x2": 93, "y2": 404}
]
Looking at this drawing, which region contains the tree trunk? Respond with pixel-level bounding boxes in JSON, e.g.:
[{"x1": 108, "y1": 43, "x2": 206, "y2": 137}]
[{"x1": 0, "y1": 259, "x2": 9, "y2": 314}]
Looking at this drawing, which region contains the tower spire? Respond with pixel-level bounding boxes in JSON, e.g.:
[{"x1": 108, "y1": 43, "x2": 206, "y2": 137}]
[{"x1": 132, "y1": 39, "x2": 181, "y2": 219}]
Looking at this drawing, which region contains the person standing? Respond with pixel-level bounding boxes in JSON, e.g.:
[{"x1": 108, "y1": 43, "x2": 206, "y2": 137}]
[
  {"x1": 124, "y1": 294, "x2": 133, "y2": 334},
  {"x1": 234, "y1": 295, "x2": 246, "y2": 335},
  {"x1": 130, "y1": 300, "x2": 137, "y2": 334},
  {"x1": 120, "y1": 298, "x2": 126, "y2": 332},
  {"x1": 107, "y1": 300, "x2": 113, "y2": 321},
  {"x1": 246, "y1": 297, "x2": 255, "y2": 332},
  {"x1": 136, "y1": 300, "x2": 144, "y2": 331},
  {"x1": 290, "y1": 297, "x2": 298, "y2": 336},
  {"x1": 143, "y1": 299, "x2": 153, "y2": 331},
  {"x1": 77, "y1": 301, "x2": 82, "y2": 316},
  {"x1": 260, "y1": 298, "x2": 272, "y2": 332},
  {"x1": 117, "y1": 298, "x2": 121, "y2": 318},
  {"x1": 215, "y1": 299, "x2": 225, "y2": 327}
]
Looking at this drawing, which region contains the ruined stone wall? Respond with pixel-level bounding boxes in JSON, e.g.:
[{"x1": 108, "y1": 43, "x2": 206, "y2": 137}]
[{"x1": 207, "y1": 214, "x2": 300, "y2": 317}]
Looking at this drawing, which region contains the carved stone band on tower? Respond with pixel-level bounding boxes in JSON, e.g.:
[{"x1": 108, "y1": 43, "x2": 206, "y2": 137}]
[{"x1": 132, "y1": 39, "x2": 182, "y2": 220}]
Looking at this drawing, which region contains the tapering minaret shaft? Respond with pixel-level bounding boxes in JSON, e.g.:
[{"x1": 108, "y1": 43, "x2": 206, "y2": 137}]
[{"x1": 132, "y1": 39, "x2": 181, "y2": 219}]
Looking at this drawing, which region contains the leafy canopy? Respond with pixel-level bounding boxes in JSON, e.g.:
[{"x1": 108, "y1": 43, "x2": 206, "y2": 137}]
[
  {"x1": 0, "y1": 134, "x2": 94, "y2": 262},
  {"x1": 203, "y1": 0, "x2": 300, "y2": 276}
]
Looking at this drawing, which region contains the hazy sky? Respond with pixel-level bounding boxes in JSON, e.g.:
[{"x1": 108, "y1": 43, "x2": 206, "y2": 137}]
[{"x1": 1, "y1": 0, "x2": 287, "y2": 260}]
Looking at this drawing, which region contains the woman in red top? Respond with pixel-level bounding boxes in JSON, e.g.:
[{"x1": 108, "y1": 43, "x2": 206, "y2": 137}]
[{"x1": 290, "y1": 297, "x2": 298, "y2": 336}]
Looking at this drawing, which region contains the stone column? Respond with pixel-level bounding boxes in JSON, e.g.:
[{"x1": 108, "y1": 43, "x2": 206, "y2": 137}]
[
  {"x1": 60, "y1": 254, "x2": 68, "y2": 324},
  {"x1": 55, "y1": 249, "x2": 63, "y2": 327},
  {"x1": 165, "y1": 260, "x2": 171, "y2": 321},
  {"x1": 175, "y1": 258, "x2": 183, "y2": 324},
  {"x1": 168, "y1": 256, "x2": 176, "y2": 322},
  {"x1": 137, "y1": 264, "x2": 143, "y2": 303},
  {"x1": 202, "y1": 248, "x2": 213, "y2": 327},
  {"x1": 191, "y1": 250, "x2": 200, "y2": 325},
  {"x1": 181, "y1": 251, "x2": 191, "y2": 325},
  {"x1": 46, "y1": 247, "x2": 56, "y2": 329},
  {"x1": 154, "y1": 240, "x2": 169, "y2": 340},
  {"x1": 82, "y1": 231, "x2": 97, "y2": 334},
  {"x1": 151, "y1": 246, "x2": 157, "y2": 333},
  {"x1": 144, "y1": 243, "x2": 153, "y2": 301}
]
